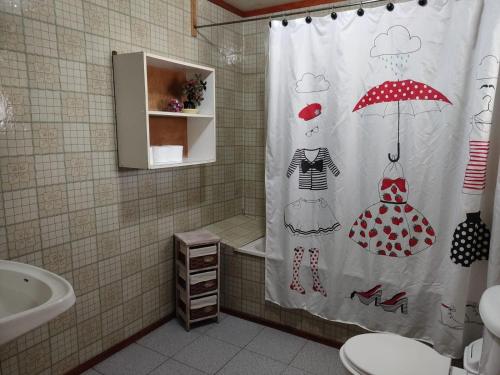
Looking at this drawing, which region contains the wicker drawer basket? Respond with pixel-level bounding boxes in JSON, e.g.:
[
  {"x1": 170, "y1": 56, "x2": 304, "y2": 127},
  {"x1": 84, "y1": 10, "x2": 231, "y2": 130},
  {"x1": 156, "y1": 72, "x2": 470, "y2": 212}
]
[
  {"x1": 178, "y1": 294, "x2": 218, "y2": 320},
  {"x1": 191, "y1": 271, "x2": 217, "y2": 295},
  {"x1": 190, "y1": 254, "x2": 217, "y2": 269},
  {"x1": 175, "y1": 230, "x2": 220, "y2": 330},
  {"x1": 178, "y1": 270, "x2": 217, "y2": 296},
  {"x1": 189, "y1": 245, "x2": 218, "y2": 270},
  {"x1": 177, "y1": 244, "x2": 218, "y2": 270}
]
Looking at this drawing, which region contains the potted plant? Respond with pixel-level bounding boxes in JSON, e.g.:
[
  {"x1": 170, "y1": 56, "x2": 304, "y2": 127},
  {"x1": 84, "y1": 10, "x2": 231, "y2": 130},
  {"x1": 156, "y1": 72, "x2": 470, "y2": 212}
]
[{"x1": 182, "y1": 74, "x2": 207, "y2": 114}]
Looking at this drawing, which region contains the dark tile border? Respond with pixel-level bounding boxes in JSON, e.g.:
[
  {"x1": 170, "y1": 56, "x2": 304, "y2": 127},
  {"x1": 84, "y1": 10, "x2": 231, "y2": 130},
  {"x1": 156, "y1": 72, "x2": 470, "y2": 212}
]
[
  {"x1": 65, "y1": 313, "x2": 174, "y2": 375},
  {"x1": 221, "y1": 307, "x2": 343, "y2": 350}
]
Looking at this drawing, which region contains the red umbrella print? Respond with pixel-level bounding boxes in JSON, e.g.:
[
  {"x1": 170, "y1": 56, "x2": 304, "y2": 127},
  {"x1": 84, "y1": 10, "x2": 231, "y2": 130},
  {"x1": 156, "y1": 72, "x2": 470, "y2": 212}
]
[
  {"x1": 298, "y1": 103, "x2": 322, "y2": 137},
  {"x1": 353, "y1": 79, "x2": 452, "y2": 162}
]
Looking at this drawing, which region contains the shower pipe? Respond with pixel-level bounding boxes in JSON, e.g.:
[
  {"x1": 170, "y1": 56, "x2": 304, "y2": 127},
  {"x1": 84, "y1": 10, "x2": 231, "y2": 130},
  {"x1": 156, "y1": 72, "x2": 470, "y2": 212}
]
[{"x1": 195, "y1": 0, "x2": 425, "y2": 29}]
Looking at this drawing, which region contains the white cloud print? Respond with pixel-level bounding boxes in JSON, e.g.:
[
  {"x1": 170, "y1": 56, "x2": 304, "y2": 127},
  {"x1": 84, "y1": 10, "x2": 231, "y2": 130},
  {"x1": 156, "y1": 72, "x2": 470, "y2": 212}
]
[
  {"x1": 370, "y1": 25, "x2": 422, "y2": 57},
  {"x1": 295, "y1": 73, "x2": 331, "y2": 93}
]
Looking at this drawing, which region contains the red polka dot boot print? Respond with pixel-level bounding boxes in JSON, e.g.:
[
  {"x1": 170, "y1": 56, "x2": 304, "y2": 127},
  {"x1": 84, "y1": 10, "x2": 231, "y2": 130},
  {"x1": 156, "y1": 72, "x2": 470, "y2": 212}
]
[
  {"x1": 289, "y1": 246, "x2": 306, "y2": 294},
  {"x1": 349, "y1": 162, "x2": 436, "y2": 257},
  {"x1": 309, "y1": 248, "x2": 327, "y2": 297}
]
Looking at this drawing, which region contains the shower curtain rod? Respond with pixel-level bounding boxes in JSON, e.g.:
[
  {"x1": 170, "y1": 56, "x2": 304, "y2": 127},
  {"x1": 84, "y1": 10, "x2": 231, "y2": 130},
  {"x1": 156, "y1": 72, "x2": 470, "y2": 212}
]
[{"x1": 195, "y1": 0, "x2": 418, "y2": 29}]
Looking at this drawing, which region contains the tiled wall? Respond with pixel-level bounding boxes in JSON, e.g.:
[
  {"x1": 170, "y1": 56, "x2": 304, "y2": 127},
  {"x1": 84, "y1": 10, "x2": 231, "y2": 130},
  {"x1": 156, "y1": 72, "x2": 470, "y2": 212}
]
[
  {"x1": 0, "y1": 0, "x2": 244, "y2": 373},
  {"x1": 241, "y1": 20, "x2": 266, "y2": 217}
]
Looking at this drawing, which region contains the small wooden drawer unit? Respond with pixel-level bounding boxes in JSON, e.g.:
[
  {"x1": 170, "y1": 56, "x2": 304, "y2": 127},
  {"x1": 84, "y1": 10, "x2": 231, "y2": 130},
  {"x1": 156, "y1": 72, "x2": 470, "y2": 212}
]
[{"x1": 174, "y1": 230, "x2": 220, "y2": 330}]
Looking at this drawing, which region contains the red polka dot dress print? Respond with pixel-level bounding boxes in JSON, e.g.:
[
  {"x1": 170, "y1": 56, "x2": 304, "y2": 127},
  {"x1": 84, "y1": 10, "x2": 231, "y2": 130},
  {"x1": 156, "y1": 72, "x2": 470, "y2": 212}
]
[{"x1": 349, "y1": 163, "x2": 436, "y2": 257}]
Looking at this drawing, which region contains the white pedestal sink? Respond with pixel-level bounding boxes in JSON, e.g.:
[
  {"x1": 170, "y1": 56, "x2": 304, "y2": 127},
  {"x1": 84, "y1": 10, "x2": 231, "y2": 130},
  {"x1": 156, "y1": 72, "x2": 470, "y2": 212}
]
[{"x1": 0, "y1": 260, "x2": 76, "y2": 345}]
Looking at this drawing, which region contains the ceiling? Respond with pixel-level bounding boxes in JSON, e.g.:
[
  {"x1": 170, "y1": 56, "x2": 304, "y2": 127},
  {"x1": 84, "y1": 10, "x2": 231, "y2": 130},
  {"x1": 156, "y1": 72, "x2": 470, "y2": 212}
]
[
  {"x1": 221, "y1": 0, "x2": 295, "y2": 11},
  {"x1": 209, "y1": 0, "x2": 341, "y2": 17}
]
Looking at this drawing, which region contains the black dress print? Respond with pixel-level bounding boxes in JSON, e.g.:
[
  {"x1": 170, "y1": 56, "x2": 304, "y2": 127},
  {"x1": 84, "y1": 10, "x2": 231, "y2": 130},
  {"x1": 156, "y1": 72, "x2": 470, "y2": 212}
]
[
  {"x1": 450, "y1": 211, "x2": 490, "y2": 267},
  {"x1": 286, "y1": 148, "x2": 340, "y2": 190}
]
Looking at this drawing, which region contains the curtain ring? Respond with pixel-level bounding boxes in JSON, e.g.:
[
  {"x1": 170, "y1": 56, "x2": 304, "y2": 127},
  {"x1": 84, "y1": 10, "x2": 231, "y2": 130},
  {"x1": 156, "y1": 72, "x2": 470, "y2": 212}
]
[
  {"x1": 386, "y1": 2, "x2": 395, "y2": 11},
  {"x1": 282, "y1": 17, "x2": 288, "y2": 26},
  {"x1": 305, "y1": 10, "x2": 312, "y2": 23},
  {"x1": 268, "y1": 16, "x2": 272, "y2": 28},
  {"x1": 418, "y1": 0, "x2": 428, "y2": 6},
  {"x1": 331, "y1": 4, "x2": 337, "y2": 20},
  {"x1": 357, "y1": 1, "x2": 365, "y2": 17}
]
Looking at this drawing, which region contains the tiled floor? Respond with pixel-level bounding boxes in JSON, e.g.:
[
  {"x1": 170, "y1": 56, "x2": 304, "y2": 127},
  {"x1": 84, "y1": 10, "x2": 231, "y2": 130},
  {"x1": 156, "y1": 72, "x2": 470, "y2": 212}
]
[{"x1": 84, "y1": 314, "x2": 344, "y2": 375}]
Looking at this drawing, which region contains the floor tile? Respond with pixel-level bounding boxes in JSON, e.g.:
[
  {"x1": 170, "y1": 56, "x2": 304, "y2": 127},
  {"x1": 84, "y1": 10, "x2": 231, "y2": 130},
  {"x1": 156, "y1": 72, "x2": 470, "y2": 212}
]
[
  {"x1": 82, "y1": 370, "x2": 102, "y2": 375},
  {"x1": 173, "y1": 335, "x2": 240, "y2": 374},
  {"x1": 217, "y1": 349, "x2": 286, "y2": 375},
  {"x1": 246, "y1": 327, "x2": 307, "y2": 364},
  {"x1": 149, "y1": 359, "x2": 206, "y2": 375},
  {"x1": 94, "y1": 343, "x2": 167, "y2": 375},
  {"x1": 187, "y1": 313, "x2": 227, "y2": 334},
  {"x1": 290, "y1": 341, "x2": 340, "y2": 375},
  {"x1": 190, "y1": 320, "x2": 219, "y2": 334},
  {"x1": 137, "y1": 320, "x2": 201, "y2": 357},
  {"x1": 282, "y1": 367, "x2": 313, "y2": 375},
  {"x1": 205, "y1": 315, "x2": 263, "y2": 347}
]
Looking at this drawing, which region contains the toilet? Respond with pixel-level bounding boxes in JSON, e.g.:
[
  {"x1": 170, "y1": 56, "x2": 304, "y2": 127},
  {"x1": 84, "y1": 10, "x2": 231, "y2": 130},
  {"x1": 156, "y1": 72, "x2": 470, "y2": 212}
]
[{"x1": 339, "y1": 285, "x2": 500, "y2": 375}]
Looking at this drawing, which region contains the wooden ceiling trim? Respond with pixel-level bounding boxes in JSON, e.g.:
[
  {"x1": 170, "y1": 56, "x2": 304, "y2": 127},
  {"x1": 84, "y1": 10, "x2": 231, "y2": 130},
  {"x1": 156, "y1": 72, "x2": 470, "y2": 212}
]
[
  {"x1": 244, "y1": 0, "x2": 343, "y2": 17},
  {"x1": 208, "y1": 0, "x2": 246, "y2": 17},
  {"x1": 208, "y1": 0, "x2": 344, "y2": 18}
]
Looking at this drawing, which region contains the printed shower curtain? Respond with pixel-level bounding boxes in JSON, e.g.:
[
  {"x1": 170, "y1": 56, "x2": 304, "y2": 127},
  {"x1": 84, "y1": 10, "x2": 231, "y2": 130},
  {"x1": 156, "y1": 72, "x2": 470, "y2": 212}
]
[{"x1": 265, "y1": 0, "x2": 500, "y2": 357}]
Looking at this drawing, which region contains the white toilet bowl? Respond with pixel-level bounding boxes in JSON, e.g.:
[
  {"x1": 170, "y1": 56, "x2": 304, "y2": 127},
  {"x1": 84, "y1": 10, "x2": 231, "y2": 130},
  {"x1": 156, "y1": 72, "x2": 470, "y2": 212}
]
[
  {"x1": 340, "y1": 284, "x2": 500, "y2": 375},
  {"x1": 339, "y1": 333, "x2": 466, "y2": 375}
]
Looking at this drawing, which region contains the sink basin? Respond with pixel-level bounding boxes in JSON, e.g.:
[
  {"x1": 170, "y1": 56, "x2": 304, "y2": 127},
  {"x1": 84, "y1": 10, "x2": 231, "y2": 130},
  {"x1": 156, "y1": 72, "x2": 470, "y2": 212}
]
[{"x1": 0, "y1": 260, "x2": 76, "y2": 345}]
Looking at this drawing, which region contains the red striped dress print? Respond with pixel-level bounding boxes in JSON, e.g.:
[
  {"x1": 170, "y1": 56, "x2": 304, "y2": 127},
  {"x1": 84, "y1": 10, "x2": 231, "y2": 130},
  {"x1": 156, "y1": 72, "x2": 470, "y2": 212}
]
[{"x1": 463, "y1": 140, "x2": 490, "y2": 193}]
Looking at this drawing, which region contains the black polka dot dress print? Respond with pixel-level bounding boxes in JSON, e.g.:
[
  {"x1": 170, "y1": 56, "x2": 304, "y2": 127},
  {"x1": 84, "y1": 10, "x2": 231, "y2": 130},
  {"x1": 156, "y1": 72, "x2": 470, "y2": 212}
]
[{"x1": 450, "y1": 211, "x2": 490, "y2": 267}]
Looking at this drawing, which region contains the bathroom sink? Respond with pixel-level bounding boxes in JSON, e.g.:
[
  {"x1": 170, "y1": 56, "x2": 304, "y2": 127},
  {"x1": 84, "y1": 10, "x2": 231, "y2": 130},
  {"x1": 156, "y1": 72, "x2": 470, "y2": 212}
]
[{"x1": 0, "y1": 260, "x2": 76, "y2": 345}]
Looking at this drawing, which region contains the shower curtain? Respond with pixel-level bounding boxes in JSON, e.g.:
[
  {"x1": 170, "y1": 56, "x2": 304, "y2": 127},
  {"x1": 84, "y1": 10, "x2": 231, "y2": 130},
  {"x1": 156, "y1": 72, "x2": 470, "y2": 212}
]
[{"x1": 265, "y1": 0, "x2": 500, "y2": 357}]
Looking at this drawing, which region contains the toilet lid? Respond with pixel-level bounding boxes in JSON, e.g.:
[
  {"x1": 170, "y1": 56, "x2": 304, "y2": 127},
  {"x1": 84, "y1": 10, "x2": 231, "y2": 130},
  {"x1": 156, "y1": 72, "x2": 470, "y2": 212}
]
[{"x1": 342, "y1": 333, "x2": 451, "y2": 375}]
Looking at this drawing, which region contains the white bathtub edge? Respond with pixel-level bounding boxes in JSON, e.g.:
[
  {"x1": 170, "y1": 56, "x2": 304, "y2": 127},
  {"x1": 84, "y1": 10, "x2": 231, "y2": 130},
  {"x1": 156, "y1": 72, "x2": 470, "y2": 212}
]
[
  {"x1": 235, "y1": 247, "x2": 266, "y2": 258},
  {"x1": 235, "y1": 237, "x2": 266, "y2": 258}
]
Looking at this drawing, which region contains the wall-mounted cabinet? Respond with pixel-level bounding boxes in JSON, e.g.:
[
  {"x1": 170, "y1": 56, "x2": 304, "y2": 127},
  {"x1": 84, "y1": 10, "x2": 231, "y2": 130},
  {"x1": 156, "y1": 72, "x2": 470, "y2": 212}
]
[{"x1": 112, "y1": 51, "x2": 216, "y2": 169}]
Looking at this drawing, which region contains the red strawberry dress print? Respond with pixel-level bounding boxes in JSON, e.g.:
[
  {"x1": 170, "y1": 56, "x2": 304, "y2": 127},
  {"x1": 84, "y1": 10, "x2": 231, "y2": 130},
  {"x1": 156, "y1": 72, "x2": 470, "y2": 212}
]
[{"x1": 349, "y1": 162, "x2": 436, "y2": 257}]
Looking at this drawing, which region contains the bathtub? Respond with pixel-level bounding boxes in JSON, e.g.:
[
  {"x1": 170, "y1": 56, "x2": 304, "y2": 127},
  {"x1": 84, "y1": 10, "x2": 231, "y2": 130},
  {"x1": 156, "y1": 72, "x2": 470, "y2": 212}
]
[{"x1": 238, "y1": 237, "x2": 266, "y2": 258}]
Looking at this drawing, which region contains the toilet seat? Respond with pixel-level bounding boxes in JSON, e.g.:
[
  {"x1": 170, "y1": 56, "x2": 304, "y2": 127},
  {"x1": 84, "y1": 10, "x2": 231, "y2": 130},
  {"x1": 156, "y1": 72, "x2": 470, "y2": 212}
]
[{"x1": 340, "y1": 333, "x2": 451, "y2": 375}]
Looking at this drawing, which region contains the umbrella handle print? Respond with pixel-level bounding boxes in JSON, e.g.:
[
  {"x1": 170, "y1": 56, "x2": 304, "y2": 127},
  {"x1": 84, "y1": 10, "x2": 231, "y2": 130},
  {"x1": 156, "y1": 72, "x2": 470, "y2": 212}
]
[{"x1": 388, "y1": 101, "x2": 401, "y2": 162}]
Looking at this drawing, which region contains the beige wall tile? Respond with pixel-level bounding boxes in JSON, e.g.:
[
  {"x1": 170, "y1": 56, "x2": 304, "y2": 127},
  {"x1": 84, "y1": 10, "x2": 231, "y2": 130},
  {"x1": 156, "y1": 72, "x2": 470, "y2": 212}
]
[
  {"x1": 100, "y1": 280, "x2": 123, "y2": 312},
  {"x1": 69, "y1": 208, "x2": 96, "y2": 240},
  {"x1": 1, "y1": 0, "x2": 247, "y2": 372},
  {"x1": 0, "y1": 13, "x2": 25, "y2": 51},
  {"x1": 17, "y1": 340, "x2": 51, "y2": 375},
  {"x1": 42, "y1": 243, "x2": 72, "y2": 274},
  {"x1": 77, "y1": 316, "x2": 101, "y2": 349},
  {"x1": 37, "y1": 183, "x2": 68, "y2": 217},
  {"x1": 55, "y1": 0, "x2": 84, "y2": 30},
  {"x1": 73, "y1": 263, "x2": 99, "y2": 295}
]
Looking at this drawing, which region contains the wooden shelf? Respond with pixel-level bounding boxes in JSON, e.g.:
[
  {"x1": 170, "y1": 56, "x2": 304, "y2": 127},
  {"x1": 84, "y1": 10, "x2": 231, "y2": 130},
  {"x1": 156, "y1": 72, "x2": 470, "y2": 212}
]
[
  {"x1": 148, "y1": 111, "x2": 214, "y2": 119},
  {"x1": 112, "y1": 51, "x2": 216, "y2": 169},
  {"x1": 150, "y1": 158, "x2": 215, "y2": 169}
]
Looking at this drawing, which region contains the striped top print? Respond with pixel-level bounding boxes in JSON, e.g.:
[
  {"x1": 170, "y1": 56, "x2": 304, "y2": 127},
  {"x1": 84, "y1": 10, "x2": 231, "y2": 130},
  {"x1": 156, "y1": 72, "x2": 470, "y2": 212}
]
[
  {"x1": 287, "y1": 148, "x2": 340, "y2": 190},
  {"x1": 463, "y1": 140, "x2": 490, "y2": 194}
]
